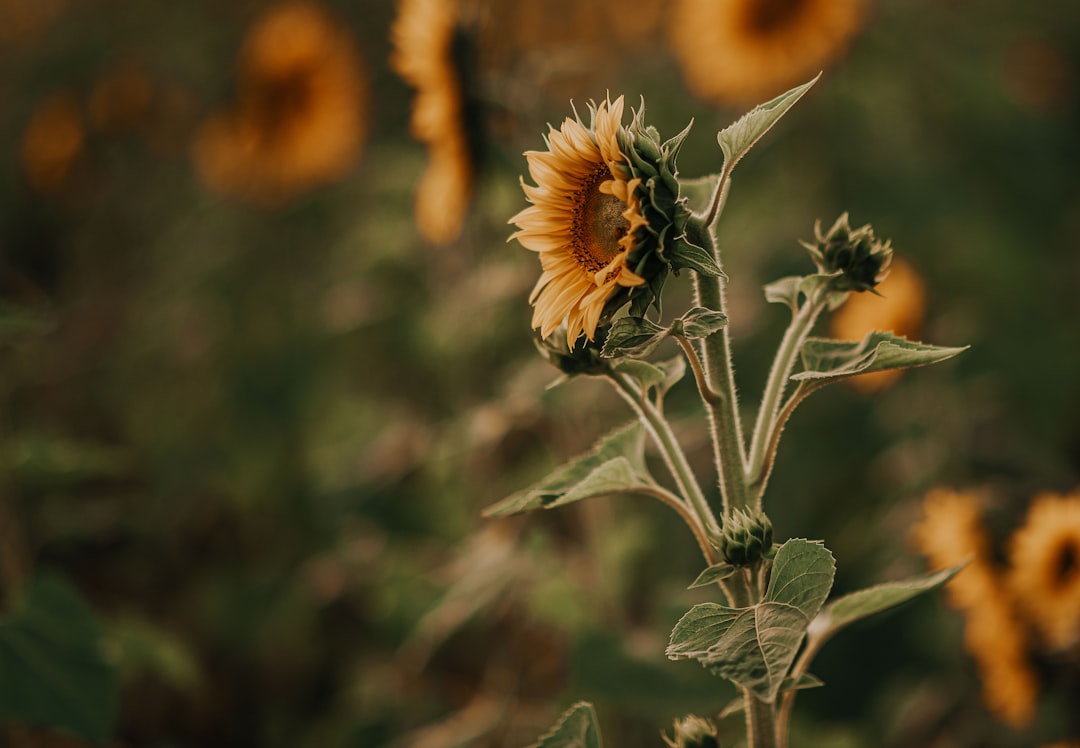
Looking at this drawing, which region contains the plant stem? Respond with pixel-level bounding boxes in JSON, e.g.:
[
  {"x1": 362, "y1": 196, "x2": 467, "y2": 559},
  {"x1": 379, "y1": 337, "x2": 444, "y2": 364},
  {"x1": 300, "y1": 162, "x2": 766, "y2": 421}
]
[
  {"x1": 775, "y1": 625, "x2": 828, "y2": 748},
  {"x1": 607, "y1": 372, "x2": 720, "y2": 537},
  {"x1": 687, "y1": 223, "x2": 749, "y2": 513},
  {"x1": 673, "y1": 333, "x2": 720, "y2": 406},
  {"x1": 745, "y1": 291, "x2": 826, "y2": 505},
  {"x1": 744, "y1": 689, "x2": 776, "y2": 748}
]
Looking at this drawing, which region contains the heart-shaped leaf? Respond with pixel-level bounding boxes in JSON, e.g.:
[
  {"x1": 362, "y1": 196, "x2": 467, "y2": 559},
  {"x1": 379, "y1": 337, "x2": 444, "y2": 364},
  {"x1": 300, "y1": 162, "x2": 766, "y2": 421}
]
[
  {"x1": 792, "y1": 332, "x2": 968, "y2": 385},
  {"x1": 531, "y1": 701, "x2": 602, "y2": 748}
]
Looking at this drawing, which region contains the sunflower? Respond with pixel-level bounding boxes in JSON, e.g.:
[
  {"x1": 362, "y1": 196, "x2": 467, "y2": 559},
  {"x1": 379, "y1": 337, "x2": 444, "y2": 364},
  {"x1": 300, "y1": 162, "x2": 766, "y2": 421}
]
[
  {"x1": 911, "y1": 488, "x2": 1039, "y2": 728},
  {"x1": 668, "y1": 0, "x2": 866, "y2": 104},
  {"x1": 830, "y1": 256, "x2": 926, "y2": 392},
  {"x1": 511, "y1": 97, "x2": 648, "y2": 343},
  {"x1": 193, "y1": 2, "x2": 367, "y2": 204},
  {"x1": 1007, "y1": 491, "x2": 1080, "y2": 651},
  {"x1": 391, "y1": 0, "x2": 481, "y2": 244}
]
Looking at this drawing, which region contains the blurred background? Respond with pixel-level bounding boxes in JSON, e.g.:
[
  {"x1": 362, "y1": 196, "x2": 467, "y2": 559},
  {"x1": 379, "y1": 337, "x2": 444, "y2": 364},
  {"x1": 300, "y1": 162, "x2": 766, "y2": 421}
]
[{"x1": 1, "y1": 0, "x2": 1078, "y2": 746}]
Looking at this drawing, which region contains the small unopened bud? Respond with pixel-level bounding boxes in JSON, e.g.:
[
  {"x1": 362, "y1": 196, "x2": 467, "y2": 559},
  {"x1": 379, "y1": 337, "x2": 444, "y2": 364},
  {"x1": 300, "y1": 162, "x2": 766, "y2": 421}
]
[
  {"x1": 802, "y1": 213, "x2": 893, "y2": 293},
  {"x1": 662, "y1": 715, "x2": 719, "y2": 748},
  {"x1": 720, "y1": 508, "x2": 774, "y2": 566}
]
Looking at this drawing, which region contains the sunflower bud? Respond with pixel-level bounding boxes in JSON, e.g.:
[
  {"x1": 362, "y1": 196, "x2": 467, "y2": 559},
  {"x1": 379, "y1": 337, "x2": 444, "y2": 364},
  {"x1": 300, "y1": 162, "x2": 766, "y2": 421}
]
[
  {"x1": 720, "y1": 508, "x2": 774, "y2": 566},
  {"x1": 534, "y1": 326, "x2": 611, "y2": 377},
  {"x1": 802, "y1": 213, "x2": 893, "y2": 293},
  {"x1": 662, "y1": 715, "x2": 719, "y2": 748}
]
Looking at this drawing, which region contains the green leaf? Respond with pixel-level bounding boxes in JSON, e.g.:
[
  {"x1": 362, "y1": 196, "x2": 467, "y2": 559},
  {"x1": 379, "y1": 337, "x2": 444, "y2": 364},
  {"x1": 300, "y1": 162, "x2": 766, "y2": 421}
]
[
  {"x1": 675, "y1": 307, "x2": 728, "y2": 339},
  {"x1": 601, "y1": 316, "x2": 667, "y2": 359},
  {"x1": 717, "y1": 74, "x2": 819, "y2": 176},
  {"x1": 678, "y1": 175, "x2": 720, "y2": 215},
  {"x1": 666, "y1": 539, "x2": 835, "y2": 703},
  {"x1": 779, "y1": 672, "x2": 825, "y2": 693},
  {"x1": 763, "y1": 273, "x2": 840, "y2": 312},
  {"x1": 812, "y1": 564, "x2": 964, "y2": 644},
  {"x1": 0, "y1": 574, "x2": 119, "y2": 743},
  {"x1": 688, "y1": 563, "x2": 737, "y2": 589},
  {"x1": 483, "y1": 422, "x2": 650, "y2": 517},
  {"x1": 611, "y1": 359, "x2": 667, "y2": 393},
  {"x1": 792, "y1": 331, "x2": 969, "y2": 386},
  {"x1": 653, "y1": 355, "x2": 687, "y2": 398},
  {"x1": 531, "y1": 701, "x2": 602, "y2": 748},
  {"x1": 668, "y1": 236, "x2": 724, "y2": 277}
]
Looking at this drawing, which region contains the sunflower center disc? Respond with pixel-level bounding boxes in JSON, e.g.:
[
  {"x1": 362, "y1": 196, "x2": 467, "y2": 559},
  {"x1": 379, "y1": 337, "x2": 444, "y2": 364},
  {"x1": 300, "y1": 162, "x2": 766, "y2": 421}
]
[
  {"x1": 743, "y1": 0, "x2": 810, "y2": 33},
  {"x1": 571, "y1": 167, "x2": 629, "y2": 273},
  {"x1": 1053, "y1": 539, "x2": 1079, "y2": 587}
]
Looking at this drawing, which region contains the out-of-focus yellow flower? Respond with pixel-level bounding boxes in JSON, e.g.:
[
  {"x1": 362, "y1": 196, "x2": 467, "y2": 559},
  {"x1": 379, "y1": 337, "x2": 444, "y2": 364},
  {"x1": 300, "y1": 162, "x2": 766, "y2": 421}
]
[
  {"x1": 508, "y1": 97, "x2": 647, "y2": 344},
  {"x1": 20, "y1": 91, "x2": 84, "y2": 194},
  {"x1": 668, "y1": 0, "x2": 865, "y2": 104},
  {"x1": 830, "y1": 256, "x2": 926, "y2": 392},
  {"x1": 911, "y1": 488, "x2": 1039, "y2": 728},
  {"x1": 1007, "y1": 491, "x2": 1080, "y2": 652},
  {"x1": 193, "y1": 1, "x2": 367, "y2": 205},
  {"x1": 391, "y1": 0, "x2": 478, "y2": 244}
]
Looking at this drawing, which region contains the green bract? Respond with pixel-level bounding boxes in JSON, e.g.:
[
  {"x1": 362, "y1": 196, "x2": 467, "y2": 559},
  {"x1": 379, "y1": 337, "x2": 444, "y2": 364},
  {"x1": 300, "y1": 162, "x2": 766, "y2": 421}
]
[
  {"x1": 605, "y1": 101, "x2": 722, "y2": 321},
  {"x1": 802, "y1": 213, "x2": 893, "y2": 294}
]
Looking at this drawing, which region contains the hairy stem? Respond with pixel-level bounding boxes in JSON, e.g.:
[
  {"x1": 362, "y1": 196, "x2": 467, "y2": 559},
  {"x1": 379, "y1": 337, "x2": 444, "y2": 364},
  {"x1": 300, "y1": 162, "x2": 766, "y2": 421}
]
[
  {"x1": 775, "y1": 626, "x2": 828, "y2": 748},
  {"x1": 607, "y1": 372, "x2": 720, "y2": 536},
  {"x1": 687, "y1": 223, "x2": 749, "y2": 513},
  {"x1": 745, "y1": 292, "x2": 827, "y2": 505},
  {"x1": 745, "y1": 691, "x2": 777, "y2": 748},
  {"x1": 673, "y1": 333, "x2": 721, "y2": 406}
]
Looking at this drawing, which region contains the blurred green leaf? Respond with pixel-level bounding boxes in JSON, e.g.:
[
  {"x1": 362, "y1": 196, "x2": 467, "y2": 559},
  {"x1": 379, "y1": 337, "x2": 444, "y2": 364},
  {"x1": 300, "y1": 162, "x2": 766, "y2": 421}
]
[
  {"x1": 0, "y1": 303, "x2": 55, "y2": 343},
  {"x1": 792, "y1": 332, "x2": 968, "y2": 386},
  {"x1": 483, "y1": 422, "x2": 650, "y2": 517},
  {"x1": 667, "y1": 539, "x2": 835, "y2": 702},
  {"x1": 0, "y1": 575, "x2": 118, "y2": 743},
  {"x1": 530, "y1": 701, "x2": 602, "y2": 748}
]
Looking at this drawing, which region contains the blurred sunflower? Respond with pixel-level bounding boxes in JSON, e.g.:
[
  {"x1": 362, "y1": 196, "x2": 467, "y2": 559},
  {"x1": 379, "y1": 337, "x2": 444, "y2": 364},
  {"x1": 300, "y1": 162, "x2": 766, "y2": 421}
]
[
  {"x1": 912, "y1": 488, "x2": 1039, "y2": 728},
  {"x1": 1007, "y1": 491, "x2": 1080, "y2": 651},
  {"x1": 509, "y1": 97, "x2": 647, "y2": 344},
  {"x1": 830, "y1": 256, "x2": 927, "y2": 392},
  {"x1": 20, "y1": 91, "x2": 84, "y2": 194},
  {"x1": 391, "y1": 0, "x2": 483, "y2": 244},
  {"x1": 88, "y1": 62, "x2": 153, "y2": 134},
  {"x1": 193, "y1": 1, "x2": 367, "y2": 205},
  {"x1": 668, "y1": 0, "x2": 866, "y2": 104}
]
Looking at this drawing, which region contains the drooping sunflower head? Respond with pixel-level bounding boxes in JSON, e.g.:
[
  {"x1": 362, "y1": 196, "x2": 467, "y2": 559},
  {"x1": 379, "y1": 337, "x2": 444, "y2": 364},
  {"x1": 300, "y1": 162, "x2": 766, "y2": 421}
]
[
  {"x1": 1007, "y1": 491, "x2": 1080, "y2": 651},
  {"x1": 510, "y1": 95, "x2": 700, "y2": 347},
  {"x1": 391, "y1": 0, "x2": 486, "y2": 244}
]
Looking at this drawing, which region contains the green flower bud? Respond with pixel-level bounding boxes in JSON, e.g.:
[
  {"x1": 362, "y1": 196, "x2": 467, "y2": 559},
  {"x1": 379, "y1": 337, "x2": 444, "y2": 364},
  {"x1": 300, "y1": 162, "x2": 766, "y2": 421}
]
[
  {"x1": 802, "y1": 213, "x2": 893, "y2": 293},
  {"x1": 662, "y1": 715, "x2": 719, "y2": 748},
  {"x1": 534, "y1": 325, "x2": 611, "y2": 377},
  {"x1": 720, "y1": 508, "x2": 774, "y2": 566}
]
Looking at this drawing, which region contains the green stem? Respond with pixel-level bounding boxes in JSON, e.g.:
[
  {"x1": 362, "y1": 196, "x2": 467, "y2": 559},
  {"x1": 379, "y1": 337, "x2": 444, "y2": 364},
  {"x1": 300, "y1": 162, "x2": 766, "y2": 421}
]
[
  {"x1": 687, "y1": 222, "x2": 749, "y2": 513},
  {"x1": 745, "y1": 691, "x2": 777, "y2": 748},
  {"x1": 745, "y1": 291, "x2": 827, "y2": 505},
  {"x1": 775, "y1": 624, "x2": 828, "y2": 748},
  {"x1": 606, "y1": 372, "x2": 720, "y2": 536}
]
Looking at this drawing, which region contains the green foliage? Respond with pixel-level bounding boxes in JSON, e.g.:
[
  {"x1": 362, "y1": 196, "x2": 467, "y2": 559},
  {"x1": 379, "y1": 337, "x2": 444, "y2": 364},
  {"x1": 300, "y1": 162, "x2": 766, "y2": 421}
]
[
  {"x1": 792, "y1": 332, "x2": 969, "y2": 387},
  {"x1": 611, "y1": 355, "x2": 686, "y2": 397},
  {"x1": 0, "y1": 575, "x2": 118, "y2": 743},
  {"x1": 483, "y1": 422, "x2": 651, "y2": 517},
  {"x1": 688, "y1": 563, "x2": 737, "y2": 589},
  {"x1": 667, "y1": 540, "x2": 836, "y2": 703},
  {"x1": 531, "y1": 702, "x2": 602, "y2": 748},
  {"x1": 811, "y1": 565, "x2": 964, "y2": 646},
  {"x1": 602, "y1": 308, "x2": 726, "y2": 360},
  {"x1": 717, "y1": 75, "x2": 820, "y2": 179}
]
